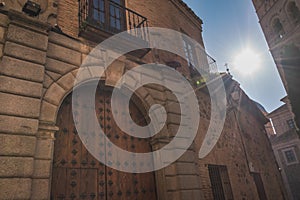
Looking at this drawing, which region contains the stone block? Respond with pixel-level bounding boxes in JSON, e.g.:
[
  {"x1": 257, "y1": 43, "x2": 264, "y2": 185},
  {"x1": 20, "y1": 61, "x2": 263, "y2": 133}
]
[
  {"x1": 0, "y1": 13, "x2": 9, "y2": 27},
  {"x1": 0, "y1": 134, "x2": 36, "y2": 156},
  {"x1": 0, "y1": 75, "x2": 43, "y2": 98},
  {"x1": 43, "y1": 82, "x2": 66, "y2": 106},
  {"x1": 0, "y1": 43, "x2": 3, "y2": 58},
  {"x1": 0, "y1": 26, "x2": 5, "y2": 41},
  {"x1": 47, "y1": 43, "x2": 81, "y2": 66},
  {"x1": 35, "y1": 138, "x2": 53, "y2": 160},
  {"x1": 0, "y1": 115, "x2": 38, "y2": 135},
  {"x1": 146, "y1": 87, "x2": 166, "y2": 101},
  {"x1": 31, "y1": 179, "x2": 50, "y2": 200},
  {"x1": 0, "y1": 178, "x2": 32, "y2": 199},
  {"x1": 43, "y1": 74, "x2": 54, "y2": 89},
  {"x1": 46, "y1": 70, "x2": 61, "y2": 81},
  {"x1": 40, "y1": 101, "x2": 58, "y2": 123},
  {"x1": 0, "y1": 56, "x2": 44, "y2": 82},
  {"x1": 33, "y1": 160, "x2": 51, "y2": 178},
  {"x1": 167, "y1": 191, "x2": 181, "y2": 200},
  {"x1": 0, "y1": 157, "x2": 33, "y2": 177},
  {"x1": 168, "y1": 113, "x2": 181, "y2": 125},
  {"x1": 57, "y1": 72, "x2": 76, "y2": 91},
  {"x1": 166, "y1": 176, "x2": 178, "y2": 191},
  {"x1": 180, "y1": 190, "x2": 202, "y2": 199},
  {"x1": 49, "y1": 31, "x2": 81, "y2": 51},
  {"x1": 4, "y1": 42, "x2": 46, "y2": 65},
  {"x1": 0, "y1": 92, "x2": 41, "y2": 118},
  {"x1": 46, "y1": 57, "x2": 77, "y2": 75},
  {"x1": 165, "y1": 162, "x2": 197, "y2": 176},
  {"x1": 178, "y1": 150, "x2": 196, "y2": 162},
  {"x1": 166, "y1": 175, "x2": 200, "y2": 191},
  {"x1": 177, "y1": 175, "x2": 200, "y2": 190},
  {"x1": 7, "y1": 24, "x2": 48, "y2": 51},
  {"x1": 165, "y1": 101, "x2": 181, "y2": 114}
]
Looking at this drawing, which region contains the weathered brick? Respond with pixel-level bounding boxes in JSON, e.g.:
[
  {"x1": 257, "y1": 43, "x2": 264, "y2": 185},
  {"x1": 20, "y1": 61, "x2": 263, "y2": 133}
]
[
  {"x1": 0, "y1": 157, "x2": 34, "y2": 177},
  {"x1": 0, "y1": 75, "x2": 43, "y2": 98},
  {"x1": 0, "y1": 56, "x2": 44, "y2": 82},
  {"x1": 0, "y1": 134, "x2": 36, "y2": 156},
  {"x1": 4, "y1": 42, "x2": 46, "y2": 64},
  {"x1": 0, "y1": 115, "x2": 38, "y2": 135},
  {"x1": 0, "y1": 178, "x2": 31, "y2": 199},
  {"x1": 0, "y1": 92, "x2": 41, "y2": 118},
  {"x1": 47, "y1": 43, "x2": 81, "y2": 66},
  {"x1": 7, "y1": 24, "x2": 48, "y2": 51}
]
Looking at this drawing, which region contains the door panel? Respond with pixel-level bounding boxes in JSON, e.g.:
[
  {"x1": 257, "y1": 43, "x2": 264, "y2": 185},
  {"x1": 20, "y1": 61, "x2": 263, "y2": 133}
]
[{"x1": 51, "y1": 85, "x2": 157, "y2": 200}]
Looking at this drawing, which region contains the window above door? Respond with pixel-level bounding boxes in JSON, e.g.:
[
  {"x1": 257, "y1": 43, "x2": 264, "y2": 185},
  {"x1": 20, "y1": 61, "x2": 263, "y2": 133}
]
[{"x1": 79, "y1": 0, "x2": 149, "y2": 41}]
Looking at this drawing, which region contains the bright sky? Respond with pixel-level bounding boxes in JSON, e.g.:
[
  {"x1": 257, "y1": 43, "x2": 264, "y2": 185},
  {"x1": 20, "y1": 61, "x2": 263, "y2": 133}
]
[{"x1": 184, "y1": 0, "x2": 287, "y2": 112}]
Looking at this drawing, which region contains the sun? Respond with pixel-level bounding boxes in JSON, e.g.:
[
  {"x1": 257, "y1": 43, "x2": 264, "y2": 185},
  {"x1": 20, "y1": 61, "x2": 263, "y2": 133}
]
[{"x1": 234, "y1": 48, "x2": 261, "y2": 75}]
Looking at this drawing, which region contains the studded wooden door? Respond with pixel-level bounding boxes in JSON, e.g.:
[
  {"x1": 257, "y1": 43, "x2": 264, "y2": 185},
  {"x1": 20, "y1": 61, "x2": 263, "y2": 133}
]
[{"x1": 51, "y1": 85, "x2": 157, "y2": 200}]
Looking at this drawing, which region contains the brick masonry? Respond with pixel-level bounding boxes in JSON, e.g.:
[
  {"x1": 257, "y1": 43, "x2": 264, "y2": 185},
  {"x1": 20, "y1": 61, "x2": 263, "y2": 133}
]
[{"x1": 0, "y1": 1, "x2": 286, "y2": 199}]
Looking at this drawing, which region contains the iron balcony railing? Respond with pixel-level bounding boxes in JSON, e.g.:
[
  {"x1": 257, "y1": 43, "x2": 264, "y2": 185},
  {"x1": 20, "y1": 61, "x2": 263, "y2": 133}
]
[{"x1": 79, "y1": 0, "x2": 149, "y2": 41}]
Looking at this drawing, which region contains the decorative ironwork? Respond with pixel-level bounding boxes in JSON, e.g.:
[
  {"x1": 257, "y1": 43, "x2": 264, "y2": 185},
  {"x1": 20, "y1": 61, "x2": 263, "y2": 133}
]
[
  {"x1": 70, "y1": 181, "x2": 77, "y2": 187},
  {"x1": 79, "y1": 0, "x2": 149, "y2": 40},
  {"x1": 71, "y1": 159, "x2": 77, "y2": 165}
]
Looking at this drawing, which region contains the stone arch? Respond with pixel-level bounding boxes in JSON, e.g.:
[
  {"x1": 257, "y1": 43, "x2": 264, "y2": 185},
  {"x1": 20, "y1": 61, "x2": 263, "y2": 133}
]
[
  {"x1": 41, "y1": 67, "x2": 169, "y2": 200},
  {"x1": 40, "y1": 68, "x2": 157, "y2": 125}
]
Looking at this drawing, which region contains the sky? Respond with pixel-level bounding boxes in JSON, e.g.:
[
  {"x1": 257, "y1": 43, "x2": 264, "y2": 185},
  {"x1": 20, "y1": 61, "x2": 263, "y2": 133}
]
[{"x1": 184, "y1": 0, "x2": 287, "y2": 112}]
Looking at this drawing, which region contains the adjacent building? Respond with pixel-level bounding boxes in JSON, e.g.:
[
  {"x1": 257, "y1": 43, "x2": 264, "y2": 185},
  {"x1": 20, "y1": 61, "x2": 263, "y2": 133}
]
[
  {"x1": 0, "y1": 0, "x2": 285, "y2": 199},
  {"x1": 266, "y1": 97, "x2": 300, "y2": 200},
  {"x1": 252, "y1": 0, "x2": 300, "y2": 129}
]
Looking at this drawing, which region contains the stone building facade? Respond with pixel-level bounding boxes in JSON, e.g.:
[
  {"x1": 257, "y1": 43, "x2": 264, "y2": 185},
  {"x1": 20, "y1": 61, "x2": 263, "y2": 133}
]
[
  {"x1": 252, "y1": 0, "x2": 300, "y2": 129},
  {"x1": 0, "y1": 0, "x2": 285, "y2": 199},
  {"x1": 266, "y1": 98, "x2": 300, "y2": 200}
]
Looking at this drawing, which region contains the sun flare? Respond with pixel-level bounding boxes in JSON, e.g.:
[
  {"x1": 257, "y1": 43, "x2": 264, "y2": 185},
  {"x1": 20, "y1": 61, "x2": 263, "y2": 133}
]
[{"x1": 234, "y1": 49, "x2": 261, "y2": 75}]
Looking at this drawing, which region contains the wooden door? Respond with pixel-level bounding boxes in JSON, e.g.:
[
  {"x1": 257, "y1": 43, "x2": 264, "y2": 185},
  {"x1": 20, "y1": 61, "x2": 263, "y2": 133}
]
[{"x1": 51, "y1": 85, "x2": 157, "y2": 200}]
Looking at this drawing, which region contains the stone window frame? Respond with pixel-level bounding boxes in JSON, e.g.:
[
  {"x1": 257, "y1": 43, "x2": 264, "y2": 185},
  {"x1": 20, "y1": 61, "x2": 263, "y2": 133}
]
[
  {"x1": 282, "y1": 147, "x2": 298, "y2": 165},
  {"x1": 271, "y1": 17, "x2": 285, "y2": 39},
  {"x1": 286, "y1": 118, "x2": 296, "y2": 129}
]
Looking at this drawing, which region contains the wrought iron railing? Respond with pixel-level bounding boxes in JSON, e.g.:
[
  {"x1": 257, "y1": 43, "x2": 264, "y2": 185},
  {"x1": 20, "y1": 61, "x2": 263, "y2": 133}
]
[{"x1": 79, "y1": 0, "x2": 149, "y2": 40}]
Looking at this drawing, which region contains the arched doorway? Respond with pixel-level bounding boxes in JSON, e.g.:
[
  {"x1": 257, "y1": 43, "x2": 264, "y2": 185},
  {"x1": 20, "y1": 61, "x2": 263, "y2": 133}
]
[{"x1": 51, "y1": 83, "x2": 157, "y2": 200}]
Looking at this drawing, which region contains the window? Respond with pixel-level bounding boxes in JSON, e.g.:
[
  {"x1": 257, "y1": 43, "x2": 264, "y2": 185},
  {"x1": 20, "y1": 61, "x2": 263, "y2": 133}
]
[
  {"x1": 208, "y1": 165, "x2": 234, "y2": 200},
  {"x1": 182, "y1": 36, "x2": 199, "y2": 77},
  {"x1": 272, "y1": 18, "x2": 285, "y2": 39},
  {"x1": 283, "y1": 148, "x2": 298, "y2": 165},
  {"x1": 287, "y1": 119, "x2": 296, "y2": 129},
  {"x1": 182, "y1": 36, "x2": 196, "y2": 67},
  {"x1": 88, "y1": 0, "x2": 124, "y2": 32}
]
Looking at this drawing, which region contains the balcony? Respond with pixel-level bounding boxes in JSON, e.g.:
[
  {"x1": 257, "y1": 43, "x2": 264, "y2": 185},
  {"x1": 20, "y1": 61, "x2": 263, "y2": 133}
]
[{"x1": 79, "y1": 0, "x2": 149, "y2": 56}]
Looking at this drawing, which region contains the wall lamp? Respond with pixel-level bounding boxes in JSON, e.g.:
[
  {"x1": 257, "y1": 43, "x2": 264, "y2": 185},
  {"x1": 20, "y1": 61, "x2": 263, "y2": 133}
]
[{"x1": 22, "y1": 0, "x2": 41, "y2": 17}]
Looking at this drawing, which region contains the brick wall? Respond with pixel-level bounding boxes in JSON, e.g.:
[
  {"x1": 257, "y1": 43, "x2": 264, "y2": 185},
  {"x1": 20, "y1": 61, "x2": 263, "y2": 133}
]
[{"x1": 193, "y1": 83, "x2": 285, "y2": 200}]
